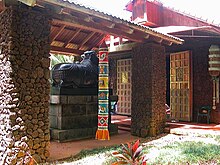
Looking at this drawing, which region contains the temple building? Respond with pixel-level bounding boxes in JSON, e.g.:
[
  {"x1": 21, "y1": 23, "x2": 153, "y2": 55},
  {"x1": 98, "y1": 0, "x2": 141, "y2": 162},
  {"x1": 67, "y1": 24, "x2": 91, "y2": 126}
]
[{"x1": 110, "y1": 0, "x2": 220, "y2": 123}]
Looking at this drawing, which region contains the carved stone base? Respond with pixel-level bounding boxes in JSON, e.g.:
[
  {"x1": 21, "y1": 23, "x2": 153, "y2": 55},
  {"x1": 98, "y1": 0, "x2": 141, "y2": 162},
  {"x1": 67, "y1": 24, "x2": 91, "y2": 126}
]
[
  {"x1": 50, "y1": 124, "x2": 118, "y2": 142},
  {"x1": 49, "y1": 94, "x2": 118, "y2": 142}
]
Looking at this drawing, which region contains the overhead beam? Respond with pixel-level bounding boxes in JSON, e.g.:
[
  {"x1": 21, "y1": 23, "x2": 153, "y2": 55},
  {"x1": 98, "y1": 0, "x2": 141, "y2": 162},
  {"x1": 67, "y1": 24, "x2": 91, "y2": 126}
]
[
  {"x1": 88, "y1": 34, "x2": 106, "y2": 50},
  {"x1": 50, "y1": 24, "x2": 66, "y2": 42},
  {"x1": 144, "y1": 34, "x2": 150, "y2": 39},
  {"x1": 175, "y1": 35, "x2": 220, "y2": 38},
  {"x1": 62, "y1": 28, "x2": 81, "y2": 48},
  {"x1": 78, "y1": 31, "x2": 96, "y2": 49},
  {"x1": 92, "y1": 18, "x2": 116, "y2": 28},
  {"x1": 6, "y1": 0, "x2": 183, "y2": 45},
  {"x1": 162, "y1": 40, "x2": 173, "y2": 46},
  {"x1": 109, "y1": 42, "x2": 138, "y2": 53},
  {"x1": 149, "y1": 36, "x2": 163, "y2": 44},
  {"x1": 52, "y1": 14, "x2": 143, "y2": 43},
  {"x1": 50, "y1": 46, "x2": 84, "y2": 55}
]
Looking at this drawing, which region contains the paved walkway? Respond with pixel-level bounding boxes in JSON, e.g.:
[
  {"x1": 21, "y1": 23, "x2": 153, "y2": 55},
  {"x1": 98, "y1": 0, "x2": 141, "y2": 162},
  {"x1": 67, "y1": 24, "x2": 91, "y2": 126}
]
[
  {"x1": 49, "y1": 130, "x2": 137, "y2": 161},
  {"x1": 49, "y1": 115, "x2": 220, "y2": 162},
  {"x1": 167, "y1": 121, "x2": 220, "y2": 136}
]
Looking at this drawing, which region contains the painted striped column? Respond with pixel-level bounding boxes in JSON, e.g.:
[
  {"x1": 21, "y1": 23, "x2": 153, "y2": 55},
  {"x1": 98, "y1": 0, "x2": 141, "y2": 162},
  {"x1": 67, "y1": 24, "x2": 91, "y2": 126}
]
[{"x1": 95, "y1": 42, "x2": 110, "y2": 140}]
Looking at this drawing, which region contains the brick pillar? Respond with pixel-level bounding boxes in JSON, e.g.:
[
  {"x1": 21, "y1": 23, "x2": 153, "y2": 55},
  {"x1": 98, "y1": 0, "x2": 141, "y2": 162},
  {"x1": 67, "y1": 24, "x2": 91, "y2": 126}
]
[
  {"x1": 0, "y1": 5, "x2": 51, "y2": 164},
  {"x1": 131, "y1": 43, "x2": 166, "y2": 137}
]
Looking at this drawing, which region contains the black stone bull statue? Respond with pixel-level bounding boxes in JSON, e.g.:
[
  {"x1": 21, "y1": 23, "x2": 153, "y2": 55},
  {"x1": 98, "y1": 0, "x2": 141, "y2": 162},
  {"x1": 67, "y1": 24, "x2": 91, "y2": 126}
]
[{"x1": 52, "y1": 50, "x2": 98, "y2": 88}]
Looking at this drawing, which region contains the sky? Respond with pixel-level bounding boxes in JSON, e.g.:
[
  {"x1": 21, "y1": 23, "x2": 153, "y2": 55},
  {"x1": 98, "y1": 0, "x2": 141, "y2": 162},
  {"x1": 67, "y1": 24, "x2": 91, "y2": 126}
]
[{"x1": 72, "y1": 0, "x2": 220, "y2": 25}]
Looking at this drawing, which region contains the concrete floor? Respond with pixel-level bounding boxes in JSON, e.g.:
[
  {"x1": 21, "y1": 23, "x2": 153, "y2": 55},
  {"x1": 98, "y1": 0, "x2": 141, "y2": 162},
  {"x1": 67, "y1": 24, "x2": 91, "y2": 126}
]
[
  {"x1": 49, "y1": 115, "x2": 220, "y2": 161},
  {"x1": 49, "y1": 130, "x2": 137, "y2": 161}
]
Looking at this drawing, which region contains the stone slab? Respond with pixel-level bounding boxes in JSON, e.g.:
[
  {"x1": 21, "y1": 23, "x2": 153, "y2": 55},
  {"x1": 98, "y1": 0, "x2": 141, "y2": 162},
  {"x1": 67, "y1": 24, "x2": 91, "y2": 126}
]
[
  {"x1": 51, "y1": 86, "x2": 113, "y2": 96},
  {"x1": 50, "y1": 124, "x2": 118, "y2": 142}
]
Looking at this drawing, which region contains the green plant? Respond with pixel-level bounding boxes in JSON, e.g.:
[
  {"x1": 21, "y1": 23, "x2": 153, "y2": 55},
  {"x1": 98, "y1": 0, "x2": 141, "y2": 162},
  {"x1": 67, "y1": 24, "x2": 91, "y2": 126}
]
[
  {"x1": 215, "y1": 135, "x2": 220, "y2": 143},
  {"x1": 112, "y1": 140, "x2": 147, "y2": 165},
  {"x1": 50, "y1": 53, "x2": 75, "y2": 69}
]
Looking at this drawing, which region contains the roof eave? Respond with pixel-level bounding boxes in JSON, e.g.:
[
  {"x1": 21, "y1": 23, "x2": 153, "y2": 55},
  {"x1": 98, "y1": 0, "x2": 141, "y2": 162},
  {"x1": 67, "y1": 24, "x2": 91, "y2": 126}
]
[{"x1": 35, "y1": 0, "x2": 184, "y2": 45}]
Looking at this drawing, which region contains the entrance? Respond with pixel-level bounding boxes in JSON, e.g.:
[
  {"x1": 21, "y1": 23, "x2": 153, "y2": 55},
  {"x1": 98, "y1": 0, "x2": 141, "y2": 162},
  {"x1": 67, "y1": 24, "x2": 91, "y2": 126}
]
[
  {"x1": 117, "y1": 59, "x2": 132, "y2": 115},
  {"x1": 170, "y1": 51, "x2": 192, "y2": 121}
]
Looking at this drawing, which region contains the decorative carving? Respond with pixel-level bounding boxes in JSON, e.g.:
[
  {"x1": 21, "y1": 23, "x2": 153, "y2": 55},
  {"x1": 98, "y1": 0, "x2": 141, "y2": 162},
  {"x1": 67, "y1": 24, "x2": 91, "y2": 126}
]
[{"x1": 176, "y1": 67, "x2": 183, "y2": 81}]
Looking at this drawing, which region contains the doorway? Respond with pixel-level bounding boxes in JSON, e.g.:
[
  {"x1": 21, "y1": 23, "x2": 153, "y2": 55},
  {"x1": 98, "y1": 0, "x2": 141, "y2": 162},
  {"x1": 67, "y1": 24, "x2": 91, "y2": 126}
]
[
  {"x1": 169, "y1": 51, "x2": 193, "y2": 121},
  {"x1": 116, "y1": 59, "x2": 132, "y2": 115}
]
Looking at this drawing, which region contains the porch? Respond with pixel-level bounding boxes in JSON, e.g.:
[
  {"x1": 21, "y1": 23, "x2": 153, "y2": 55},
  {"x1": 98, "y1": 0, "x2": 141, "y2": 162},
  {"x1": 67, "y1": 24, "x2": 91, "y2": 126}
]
[{"x1": 111, "y1": 115, "x2": 220, "y2": 135}]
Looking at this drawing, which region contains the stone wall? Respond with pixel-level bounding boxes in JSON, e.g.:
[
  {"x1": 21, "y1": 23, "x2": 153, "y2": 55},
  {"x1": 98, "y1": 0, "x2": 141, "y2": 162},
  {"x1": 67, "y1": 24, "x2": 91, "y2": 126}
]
[
  {"x1": 192, "y1": 46, "x2": 220, "y2": 123},
  {"x1": 50, "y1": 95, "x2": 98, "y2": 142},
  {"x1": 49, "y1": 94, "x2": 118, "y2": 142},
  {"x1": 0, "y1": 6, "x2": 51, "y2": 164},
  {"x1": 131, "y1": 43, "x2": 166, "y2": 137}
]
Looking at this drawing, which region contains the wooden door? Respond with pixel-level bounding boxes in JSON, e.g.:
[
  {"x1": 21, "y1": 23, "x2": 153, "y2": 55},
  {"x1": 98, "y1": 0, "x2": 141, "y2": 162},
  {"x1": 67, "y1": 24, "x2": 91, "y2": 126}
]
[
  {"x1": 170, "y1": 51, "x2": 192, "y2": 121},
  {"x1": 117, "y1": 59, "x2": 132, "y2": 115}
]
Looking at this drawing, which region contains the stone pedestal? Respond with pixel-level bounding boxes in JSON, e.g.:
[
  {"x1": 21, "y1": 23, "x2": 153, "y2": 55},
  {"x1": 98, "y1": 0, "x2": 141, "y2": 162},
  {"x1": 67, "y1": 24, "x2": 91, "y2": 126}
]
[
  {"x1": 0, "y1": 5, "x2": 50, "y2": 164},
  {"x1": 131, "y1": 43, "x2": 166, "y2": 137},
  {"x1": 50, "y1": 89, "x2": 118, "y2": 142}
]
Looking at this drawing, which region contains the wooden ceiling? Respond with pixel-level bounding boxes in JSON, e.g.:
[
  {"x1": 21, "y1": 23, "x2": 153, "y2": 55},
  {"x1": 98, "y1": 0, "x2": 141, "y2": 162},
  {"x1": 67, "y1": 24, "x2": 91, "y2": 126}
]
[
  {"x1": 1, "y1": 0, "x2": 183, "y2": 56},
  {"x1": 50, "y1": 21, "x2": 105, "y2": 55}
]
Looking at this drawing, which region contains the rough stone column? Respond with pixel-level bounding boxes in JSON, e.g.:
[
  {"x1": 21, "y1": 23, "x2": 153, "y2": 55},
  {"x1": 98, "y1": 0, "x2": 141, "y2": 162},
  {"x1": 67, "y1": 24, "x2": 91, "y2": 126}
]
[
  {"x1": 131, "y1": 43, "x2": 166, "y2": 137},
  {"x1": 0, "y1": 5, "x2": 51, "y2": 164}
]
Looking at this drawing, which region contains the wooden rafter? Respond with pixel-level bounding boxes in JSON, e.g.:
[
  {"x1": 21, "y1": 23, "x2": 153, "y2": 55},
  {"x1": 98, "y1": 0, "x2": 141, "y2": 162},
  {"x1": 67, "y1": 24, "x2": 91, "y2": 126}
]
[
  {"x1": 50, "y1": 46, "x2": 84, "y2": 55},
  {"x1": 52, "y1": 15, "x2": 144, "y2": 43},
  {"x1": 144, "y1": 34, "x2": 150, "y2": 39},
  {"x1": 34, "y1": 1, "x2": 182, "y2": 45},
  {"x1": 149, "y1": 36, "x2": 163, "y2": 43},
  {"x1": 87, "y1": 34, "x2": 105, "y2": 50},
  {"x1": 50, "y1": 24, "x2": 66, "y2": 42},
  {"x1": 62, "y1": 28, "x2": 81, "y2": 48},
  {"x1": 8, "y1": 0, "x2": 183, "y2": 46},
  {"x1": 78, "y1": 31, "x2": 96, "y2": 50},
  {"x1": 162, "y1": 40, "x2": 173, "y2": 46}
]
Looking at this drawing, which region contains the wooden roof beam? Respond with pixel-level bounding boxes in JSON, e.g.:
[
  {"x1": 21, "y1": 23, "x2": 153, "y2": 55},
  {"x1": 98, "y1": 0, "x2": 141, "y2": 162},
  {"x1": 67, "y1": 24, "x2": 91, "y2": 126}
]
[
  {"x1": 144, "y1": 34, "x2": 150, "y2": 39},
  {"x1": 149, "y1": 36, "x2": 163, "y2": 44},
  {"x1": 162, "y1": 40, "x2": 173, "y2": 46},
  {"x1": 114, "y1": 24, "x2": 134, "y2": 34},
  {"x1": 78, "y1": 31, "x2": 96, "y2": 49},
  {"x1": 52, "y1": 15, "x2": 143, "y2": 43},
  {"x1": 93, "y1": 19, "x2": 116, "y2": 28},
  {"x1": 62, "y1": 28, "x2": 81, "y2": 48},
  {"x1": 46, "y1": 6, "x2": 143, "y2": 42},
  {"x1": 50, "y1": 46, "x2": 84, "y2": 55},
  {"x1": 32, "y1": 0, "x2": 183, "y2": 45},
  {"x1": 63, "y1": 10, "x2": 117, "y2": 29},
  {"x1": 50, "y1": 24, "x2": 66, "y2": 42},
  {"x1": 88, "y1": 34, "x2": 106, "y2": 50}
]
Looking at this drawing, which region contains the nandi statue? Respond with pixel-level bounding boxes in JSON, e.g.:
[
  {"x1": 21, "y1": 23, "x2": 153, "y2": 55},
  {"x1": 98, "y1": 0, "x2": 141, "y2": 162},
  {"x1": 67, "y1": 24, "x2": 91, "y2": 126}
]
[{"x1": 52, "y1": 50, "x2": 98, "y2": 88}]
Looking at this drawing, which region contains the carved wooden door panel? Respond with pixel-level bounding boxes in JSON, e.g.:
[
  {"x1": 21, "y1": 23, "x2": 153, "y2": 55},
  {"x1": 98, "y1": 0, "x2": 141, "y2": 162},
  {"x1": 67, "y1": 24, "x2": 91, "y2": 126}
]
[
  {"x1": 170, "y1": 51, "x2": 192, "y2": 121},
  {"x1": 117, "y1": 59, "x2": 132, "y2": 115}
]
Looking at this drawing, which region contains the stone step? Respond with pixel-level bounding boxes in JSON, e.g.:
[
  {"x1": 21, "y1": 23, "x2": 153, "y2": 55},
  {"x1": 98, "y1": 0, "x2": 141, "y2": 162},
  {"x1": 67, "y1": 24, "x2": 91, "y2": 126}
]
[
  {"x1": 118, "y1": 126, "x2": 131, "y2": 132},
  {"x1": 117, "y1": 123, "x2": 131, "y2": 132},
  {"x1": 164, "y1": 127, "x2": 170, "y2": 133}
]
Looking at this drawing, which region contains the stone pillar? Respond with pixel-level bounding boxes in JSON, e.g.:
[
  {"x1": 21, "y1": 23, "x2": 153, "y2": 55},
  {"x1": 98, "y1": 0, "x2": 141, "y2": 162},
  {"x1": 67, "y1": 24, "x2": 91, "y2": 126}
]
[
  {"x1": 131, "y1": 43, "x2": 166, "y2": 137},
  {"x1": 0, "y1": 5, "x2": 51, "y2": 164}
]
